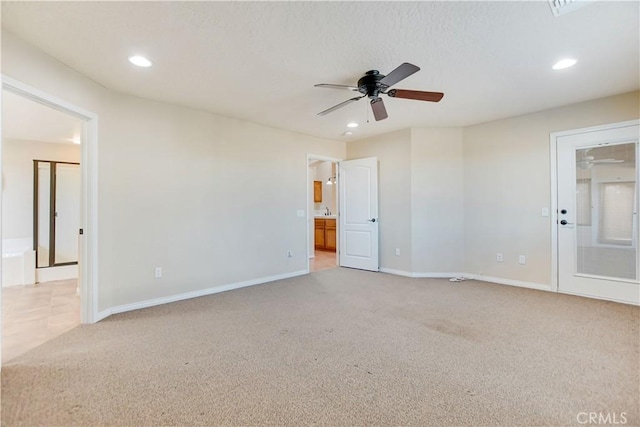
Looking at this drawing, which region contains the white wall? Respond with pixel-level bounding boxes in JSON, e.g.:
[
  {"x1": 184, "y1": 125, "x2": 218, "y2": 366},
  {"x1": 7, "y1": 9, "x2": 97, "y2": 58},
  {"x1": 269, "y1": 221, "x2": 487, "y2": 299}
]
[
  {"x1": 2, "y1": 31, "x2": 346, "y2": 312},
  {"x1": 411, "y1": 128, "x2": 464, "y2": 274},
  {"x1": 346, "y1": 128, "x2": 465, "y2": 275},
  {"x1": 1, "y1": 139, "x2": 80, "y2": 241},
  {"x1": 2, "y1": 31, "x2": 637, "y2": 314},
  {"x1": 347, "y1": 129, "x2": 413, "y2": 272},
  {"x1": 463, "y1": 91, "x2": 640, "y2": 285},
  {"x1": 345, "y1": 92, "x2": 637, "y2": 283}
]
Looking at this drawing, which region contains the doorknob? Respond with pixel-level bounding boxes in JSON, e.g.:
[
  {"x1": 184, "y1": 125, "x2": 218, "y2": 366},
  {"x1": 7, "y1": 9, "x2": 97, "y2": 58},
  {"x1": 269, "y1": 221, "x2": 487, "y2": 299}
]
[
  {"x1": 560, "y1": 220, "x2": 573, "y2": 225},
  {"x1": 367, "y1": 218, "x2": 377, "y2": 223}
]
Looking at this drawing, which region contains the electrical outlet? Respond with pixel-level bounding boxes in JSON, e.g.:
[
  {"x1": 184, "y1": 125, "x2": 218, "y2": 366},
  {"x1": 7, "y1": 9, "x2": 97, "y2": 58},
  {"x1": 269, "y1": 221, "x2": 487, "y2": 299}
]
[
  {"x1": 395, "y1": 248, "x2": 400, "y2": 256},
  {"x1": 287, "y1": 250, "x2": 293, "y2": 258},
  {"x1": 497, "y1": 252, "x2": 503, "y2": 262},
  {"x1": 155, "y1": 267, "x2": 162, "y2": 278},
  {"x1": 519, "y1": 255, "x2": 526, "y2": 265}
]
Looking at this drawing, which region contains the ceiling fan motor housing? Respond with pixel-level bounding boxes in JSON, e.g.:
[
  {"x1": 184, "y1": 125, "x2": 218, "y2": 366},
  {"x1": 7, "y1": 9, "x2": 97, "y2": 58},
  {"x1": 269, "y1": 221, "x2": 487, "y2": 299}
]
[{"x1": 358, "y1": 70, "x2": 385, "y2": 98}]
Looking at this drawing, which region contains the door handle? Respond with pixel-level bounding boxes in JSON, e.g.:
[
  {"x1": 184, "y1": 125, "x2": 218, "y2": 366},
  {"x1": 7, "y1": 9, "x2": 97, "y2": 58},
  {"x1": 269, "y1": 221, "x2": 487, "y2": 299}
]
[
  {"x1": 560, "y1": 220, "x2": 573, "y2": 226},
  {"x1": 367, "y1": 218, "x2": 377, "y2": 223}
]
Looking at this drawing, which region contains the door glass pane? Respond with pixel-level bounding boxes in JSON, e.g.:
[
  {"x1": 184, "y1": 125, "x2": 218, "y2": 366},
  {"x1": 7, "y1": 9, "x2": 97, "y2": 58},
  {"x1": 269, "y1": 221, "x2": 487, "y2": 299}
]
[
  {"x1": 54, "y1": 163, "x2": 80, "y2": 264},
  {"x1": 575, "y1": 142, "x2": 637, "y2": 280},
  {"x1": 37, "y1": 162, "x2": 51, "y2": 268}
]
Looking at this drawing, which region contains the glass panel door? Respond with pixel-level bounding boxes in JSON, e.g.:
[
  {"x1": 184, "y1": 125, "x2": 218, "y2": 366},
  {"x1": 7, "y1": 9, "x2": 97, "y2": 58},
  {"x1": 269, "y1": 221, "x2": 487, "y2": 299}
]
[
  {"x1": 34, "y1": 160, "x2": 80, "y2": 268},
  {"x1": 557, "y1": 122, "x2": 639, "y2": 304},
  {"x1": 54, "y1": 163, "x2": 81, "y2": 264},
  {"x1": 575, "y1": 143, "x2": 637, "y2": 280}
]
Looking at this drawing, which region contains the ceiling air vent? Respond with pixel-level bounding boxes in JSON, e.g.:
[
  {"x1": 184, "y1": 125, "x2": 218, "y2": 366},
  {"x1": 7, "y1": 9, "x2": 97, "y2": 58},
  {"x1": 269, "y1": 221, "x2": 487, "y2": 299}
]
[{"x1": 548, "y1": 0, "x2": 596, "y2": 17}]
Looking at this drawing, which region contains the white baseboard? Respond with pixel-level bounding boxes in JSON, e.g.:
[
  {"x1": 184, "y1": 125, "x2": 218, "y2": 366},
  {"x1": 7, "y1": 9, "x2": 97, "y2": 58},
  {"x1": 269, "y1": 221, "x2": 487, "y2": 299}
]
[
  {"x1": 380, "y1": 268, "x2": 462, "y2": 279},
  {"x1": 95, "y1": 309, "x2": 112, "y2": 322},
  {"x1": 380, "y1": 268, "x2": 550, "y2": 292},
  {"x1": 413, "y1": 272, "x2": 464, "y2": 279},
  {"x1": 463, "y1": 273, "x2": 551, "y2": 292},
  {"x1": 557, "y1": 290, "x2": 640, "y2": 306},
  {"x1": 96, "y1": 270, "x2": 308, "y2": 321},
  {"x1": 380, "y1": 268, "x2": 414, "y2": 277}
]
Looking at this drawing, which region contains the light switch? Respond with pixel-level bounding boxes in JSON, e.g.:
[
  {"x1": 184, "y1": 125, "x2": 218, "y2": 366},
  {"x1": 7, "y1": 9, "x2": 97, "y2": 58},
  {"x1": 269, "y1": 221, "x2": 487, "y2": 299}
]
[
  {"x1": 296, "y1": 210, "x2": 305, "y2": 217},
  {"x1": 541, "y1": 207, "x2": 549, "y2": 217}
]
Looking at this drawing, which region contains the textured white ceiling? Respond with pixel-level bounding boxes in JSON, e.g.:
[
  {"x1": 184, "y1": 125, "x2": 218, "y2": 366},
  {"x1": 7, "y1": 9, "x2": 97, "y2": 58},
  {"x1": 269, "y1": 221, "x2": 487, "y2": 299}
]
[
  {"x1": 2, "y1": 89, "x2": 83, "y2": 144},
  {"x1": 2, "y1": 1, "x2": 638, "y2": 141}
]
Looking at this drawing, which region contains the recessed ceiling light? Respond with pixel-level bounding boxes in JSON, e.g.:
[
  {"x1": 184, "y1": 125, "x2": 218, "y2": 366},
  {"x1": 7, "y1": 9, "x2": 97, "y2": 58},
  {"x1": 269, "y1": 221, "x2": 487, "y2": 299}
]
[
  {"x1": 343, "y1": 131, "x2": 353, "y2": 136},
  {"x1": 129, "y1": 55, "x2": 153, "y2": 67},
  {"x1": 552, "y1": 58, "x2": 577, "y2": 70},
  {"x1": 69, "y1": 137, "x2": 81, "y2": 144},
  {"x1": 347, "y1": 122, "x2": 358, "y2": 128}
]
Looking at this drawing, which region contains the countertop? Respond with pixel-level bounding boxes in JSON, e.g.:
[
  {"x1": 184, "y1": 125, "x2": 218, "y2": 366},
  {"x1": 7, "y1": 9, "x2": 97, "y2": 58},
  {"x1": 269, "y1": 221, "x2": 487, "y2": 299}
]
[{"x1": 315, "y1": 215, "x2": 337, "y2": 219}]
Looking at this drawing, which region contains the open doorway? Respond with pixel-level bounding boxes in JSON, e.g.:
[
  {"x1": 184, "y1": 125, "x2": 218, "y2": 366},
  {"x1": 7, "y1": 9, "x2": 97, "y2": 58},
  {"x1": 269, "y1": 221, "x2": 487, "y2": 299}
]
[
  {"x1": 307, "y1": 156, "x2": 341, "y2": 272},
  {"x1": 1, "y1": 88, "x2": 83, "y2": 362}
]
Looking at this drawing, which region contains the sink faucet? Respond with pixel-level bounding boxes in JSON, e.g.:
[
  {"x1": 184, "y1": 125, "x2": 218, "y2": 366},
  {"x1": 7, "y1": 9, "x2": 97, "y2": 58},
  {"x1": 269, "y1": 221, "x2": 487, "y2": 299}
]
[{"x1": 325, "y1": 206, "x2": 330, "y2": 216}]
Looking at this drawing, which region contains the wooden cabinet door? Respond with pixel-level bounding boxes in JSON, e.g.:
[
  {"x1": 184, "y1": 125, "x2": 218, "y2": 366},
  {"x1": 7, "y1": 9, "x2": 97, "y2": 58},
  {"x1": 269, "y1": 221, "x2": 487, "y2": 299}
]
[
  {"x1": 325, "y1": 219, "x2": 336, "y2": 251},
  {"x1": 314, "y1": 219, "x2": 325, "y2": 249},
  {"x1": 313, "y1": 181, "x2": 322, "y2": 203}
]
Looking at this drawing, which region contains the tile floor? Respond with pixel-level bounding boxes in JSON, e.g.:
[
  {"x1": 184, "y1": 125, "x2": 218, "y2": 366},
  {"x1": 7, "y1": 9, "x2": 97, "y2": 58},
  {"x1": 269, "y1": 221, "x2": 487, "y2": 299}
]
[
  {"x1": 310, "y1": 250, "x2": 338, "y2": 272},
  {"x1": 2, "y1": 279, "x2": 80, "y2": 363}
]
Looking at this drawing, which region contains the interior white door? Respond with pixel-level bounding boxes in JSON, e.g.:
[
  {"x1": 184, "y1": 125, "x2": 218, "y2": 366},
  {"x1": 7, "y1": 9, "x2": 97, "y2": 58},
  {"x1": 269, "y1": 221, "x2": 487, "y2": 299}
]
[
  {"x1": 557, "y1": 123, "x2": 640, "y2": 304},
  {"x1": 339, "y1": 157, "x2": 379, "y2": 271}
]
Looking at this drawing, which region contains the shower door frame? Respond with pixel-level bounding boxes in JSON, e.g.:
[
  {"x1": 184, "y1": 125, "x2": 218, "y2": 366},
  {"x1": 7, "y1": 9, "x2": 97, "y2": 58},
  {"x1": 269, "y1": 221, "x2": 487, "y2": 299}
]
[{"x1": 33, "y1": 159, "x2": 81, "y2": 268}]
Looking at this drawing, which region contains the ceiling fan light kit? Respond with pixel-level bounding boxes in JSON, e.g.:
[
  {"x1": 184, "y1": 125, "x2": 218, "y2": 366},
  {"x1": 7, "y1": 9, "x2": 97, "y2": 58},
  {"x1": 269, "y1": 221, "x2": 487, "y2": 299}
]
[{"x1": 315, "y1": 62, "x2": 444, "y2": 121}]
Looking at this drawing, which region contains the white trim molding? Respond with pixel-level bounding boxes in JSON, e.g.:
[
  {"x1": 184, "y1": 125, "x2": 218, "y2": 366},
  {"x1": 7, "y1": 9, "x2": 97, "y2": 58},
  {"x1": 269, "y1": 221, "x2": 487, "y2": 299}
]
[
  {"x1": 558, "y1": 290, "x2": 640, "y2": 306},
  {"x1": 380, "y1": 268, "x2": 550, "y2": 291},
  {"x1": 380, "y1": 268, "x2": 415, "y2": 277},
  {"x1": 96, "y1": 270, "x2": 308, "y2": 322},
  {"x1": 1, "y1": 75, "x2": 99, "y2": 324},
  {"x1": 463, "y1": 273, "x2": 551, "y2": 292},
  {"x1": 380, "y1": 268, "x2": 463, "y2": 279}
]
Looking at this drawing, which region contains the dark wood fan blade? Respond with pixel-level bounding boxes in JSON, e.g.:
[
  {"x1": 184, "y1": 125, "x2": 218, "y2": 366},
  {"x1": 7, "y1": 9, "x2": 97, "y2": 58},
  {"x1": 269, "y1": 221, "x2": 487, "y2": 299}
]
[
  {"x1": 315, "y1": 84, "x2": 359, "y2": 91},
  {"x1": 318, "y1": 96, "x2": 364, "y2": 116},
  {"x1": 380, "y1": 63, "x2": 420, "y2": 88},
  {"x1": 370, "y1": 98, "x2": 388, "y2": 121},
  {"x1": 387, "y1": 89, "x2": 444, "y2": 102}
]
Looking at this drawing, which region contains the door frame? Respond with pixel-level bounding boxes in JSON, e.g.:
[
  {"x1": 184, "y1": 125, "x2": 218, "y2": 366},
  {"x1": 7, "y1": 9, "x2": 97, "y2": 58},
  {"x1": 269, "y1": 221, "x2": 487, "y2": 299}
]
[
  {"x1": 1, "y1": 75, "x2": 99, "y2": 324},
  {"x1": 549, "y1": 119, "x2": 640, "y2": 297},
  {"x1": 306, "y1": 154, "x2": 344, "y2": 274}
]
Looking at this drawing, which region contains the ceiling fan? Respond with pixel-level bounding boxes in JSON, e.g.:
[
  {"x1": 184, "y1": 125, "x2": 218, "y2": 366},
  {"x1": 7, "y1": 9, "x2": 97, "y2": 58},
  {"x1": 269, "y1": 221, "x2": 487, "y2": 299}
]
[
  {"x1": 577, "y1": 155, "x2": 624, "y2": 169},
  {"x1": 314, "y1": 62, "x2": 444, "y2": 121}
]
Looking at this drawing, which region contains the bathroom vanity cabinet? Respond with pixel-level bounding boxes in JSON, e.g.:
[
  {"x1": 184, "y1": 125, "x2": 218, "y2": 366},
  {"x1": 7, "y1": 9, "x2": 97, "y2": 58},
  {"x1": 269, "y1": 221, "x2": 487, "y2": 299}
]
[{"x1": 314, "y1": 218, "x2": 336, "y2": 251}]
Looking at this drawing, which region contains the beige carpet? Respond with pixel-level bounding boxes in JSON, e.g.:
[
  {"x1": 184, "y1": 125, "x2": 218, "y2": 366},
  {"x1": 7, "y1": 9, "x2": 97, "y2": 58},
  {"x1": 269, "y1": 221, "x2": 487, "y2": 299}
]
[{"x1": 2, "y1": 268, "x2": 638, "y2": 426}]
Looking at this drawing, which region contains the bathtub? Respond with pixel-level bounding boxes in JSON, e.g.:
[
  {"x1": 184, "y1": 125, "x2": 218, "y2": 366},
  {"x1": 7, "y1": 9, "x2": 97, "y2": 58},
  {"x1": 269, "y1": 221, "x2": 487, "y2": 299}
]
[{"x1": 2, "y1": 238, "x2": 36, "y2": 287}]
